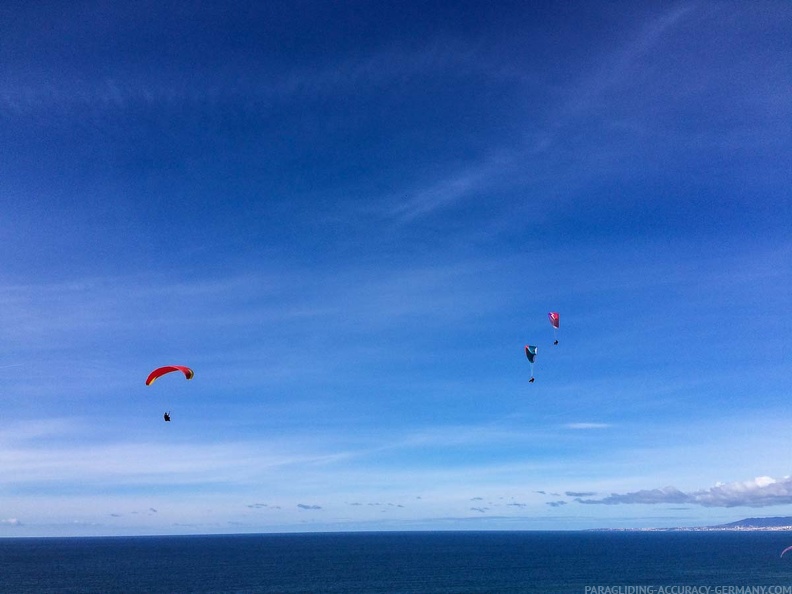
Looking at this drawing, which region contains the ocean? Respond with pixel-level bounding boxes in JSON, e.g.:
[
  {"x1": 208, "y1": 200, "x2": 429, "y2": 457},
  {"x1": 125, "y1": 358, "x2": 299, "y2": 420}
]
[{"x1": 1, "y1": 531, "x2": 791, "y2": 593}]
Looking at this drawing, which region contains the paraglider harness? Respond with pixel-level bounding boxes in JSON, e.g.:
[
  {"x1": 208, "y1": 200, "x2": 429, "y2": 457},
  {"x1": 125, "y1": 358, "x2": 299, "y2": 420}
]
[{"x1": 163, "y1": 411, "x2": 171, "y2": 422}]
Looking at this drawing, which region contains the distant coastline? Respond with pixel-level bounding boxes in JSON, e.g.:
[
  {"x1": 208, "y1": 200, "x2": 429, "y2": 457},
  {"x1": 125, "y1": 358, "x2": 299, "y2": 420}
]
[{"x1": 596, "y1": 516, "x2": 792, "y2": 531}]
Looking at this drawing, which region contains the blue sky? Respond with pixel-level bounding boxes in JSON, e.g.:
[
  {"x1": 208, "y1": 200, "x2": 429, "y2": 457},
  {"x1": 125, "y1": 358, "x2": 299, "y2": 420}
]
[{"x1": 1, "y1": 0, "x2": 791, "y2": 536}]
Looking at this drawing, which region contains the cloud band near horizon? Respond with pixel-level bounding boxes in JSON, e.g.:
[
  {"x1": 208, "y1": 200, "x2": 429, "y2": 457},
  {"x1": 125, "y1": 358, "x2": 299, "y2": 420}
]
[{"x1": 576, "y1": 476, "x2": 792, "y2": 508}]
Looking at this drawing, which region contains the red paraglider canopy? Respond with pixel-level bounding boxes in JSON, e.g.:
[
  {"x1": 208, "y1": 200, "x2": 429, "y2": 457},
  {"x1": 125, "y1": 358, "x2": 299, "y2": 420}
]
[
  {"x1": 145, "y1": 365, "x2": 194, "y2": 386},
  {"x1": 548, "y1": 312, "x2": 560, "y2": 329}
]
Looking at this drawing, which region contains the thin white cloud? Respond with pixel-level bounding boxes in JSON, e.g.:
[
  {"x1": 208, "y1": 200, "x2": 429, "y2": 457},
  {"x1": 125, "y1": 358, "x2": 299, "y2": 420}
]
[
  {"x1": 569, "y1": 4, "x2": 694, "y2": 113},
  {"x1": 388, "y1": 156, "x2": 515, "y2": 222},
  {"x1": 0, "y1": 35, "x2": 486, "y2": 117},
  {"x1": 0, "y1": 418, "x2": 355, "y2": 492},
  {"x1": 541, "y1": 3, "x2": 697, "y2": 138}
]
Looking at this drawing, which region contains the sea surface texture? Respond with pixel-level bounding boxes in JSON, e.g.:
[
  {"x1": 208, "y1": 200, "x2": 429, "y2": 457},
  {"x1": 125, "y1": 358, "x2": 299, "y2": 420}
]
[{"x1": 1, "y1": 531, "x2": 791, "y2": 593}]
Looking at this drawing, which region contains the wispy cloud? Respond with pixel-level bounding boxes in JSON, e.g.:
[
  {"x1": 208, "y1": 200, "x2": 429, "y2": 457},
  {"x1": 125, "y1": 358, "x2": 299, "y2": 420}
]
[
  {"x1": 0, "y1": 35, "x2": 487, "y2": 118},
  {"x1": 388, "y1": 155, "x2": 516, "y2": 222},
  {"x1": 555, "y1": 3, "x2": 696, "y2": 123},
  {"x1": 0, "y1": 418, "x2": 355, "y2": 493}
]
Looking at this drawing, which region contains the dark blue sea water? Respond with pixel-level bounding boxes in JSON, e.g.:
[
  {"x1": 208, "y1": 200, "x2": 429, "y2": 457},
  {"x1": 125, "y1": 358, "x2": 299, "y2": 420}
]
[{"x1": 1, "y1": 531, "x2": 791, "y2": 593}]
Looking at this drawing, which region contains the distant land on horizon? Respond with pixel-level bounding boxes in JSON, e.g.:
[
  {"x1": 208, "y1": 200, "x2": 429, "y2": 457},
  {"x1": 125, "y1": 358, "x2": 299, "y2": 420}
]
[
  {"x1": 716, "y1": 516, "x2": 792, "y2": 529},
  {"x1": 598, "y1": 517, "x2": 792, "y2": 532}
]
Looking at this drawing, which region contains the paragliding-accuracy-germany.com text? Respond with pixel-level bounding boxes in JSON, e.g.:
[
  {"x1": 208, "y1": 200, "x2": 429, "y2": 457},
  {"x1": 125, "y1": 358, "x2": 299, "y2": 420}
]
[{"x1": 584, "y1": 586, "x2": 792, "y2": 594}]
